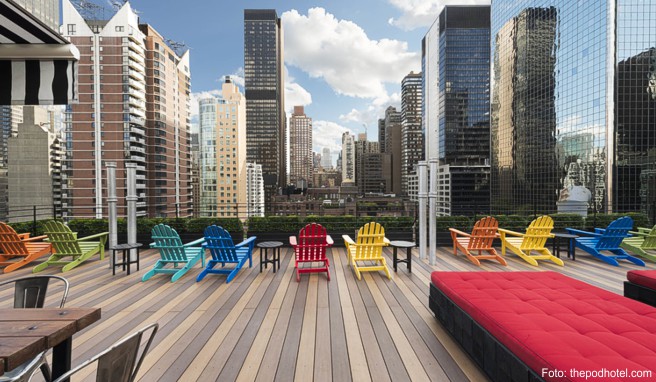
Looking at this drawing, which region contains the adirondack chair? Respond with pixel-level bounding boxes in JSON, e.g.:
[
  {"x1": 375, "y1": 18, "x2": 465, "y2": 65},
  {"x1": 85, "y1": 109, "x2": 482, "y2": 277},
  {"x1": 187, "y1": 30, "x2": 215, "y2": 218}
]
[
  {"x1": 196, "y1": 225, "x2": 256, "y2": 283},
  {"x1": 342, "y1": 222, "x2": 391, "y2": 280},
  {"x1": 0, "y1": 222, "x2": 52, "y2": 273},
  {"x1": 449, "y1": 216, "x2": 506, "y2": 266},
  {"x1": 621, "y1": 225, "x2": 656, "y2": 263},
  {"x1": 566, "y1": 216, "x2": 645, "y2": 266},
  {"x1": 33, "y1": 220, "x2": 108, "y2": 273},
  {"x1": 498, "y1": 216, "x2": 564, "y2": 266},
  {"x1": 290, "y1": 223, "x2": 334, "y2": 282},
  {"x1": 142, "y1": 224, "x2": 206, "y2": 282}
]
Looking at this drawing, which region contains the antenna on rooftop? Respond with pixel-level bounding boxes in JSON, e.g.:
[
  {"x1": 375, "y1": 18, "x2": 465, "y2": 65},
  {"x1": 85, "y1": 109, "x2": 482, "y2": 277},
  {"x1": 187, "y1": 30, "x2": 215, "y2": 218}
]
[
  {"x1": 363, "y1": 123, "x2": 368, "y2": 138},
  {"x1": 71, "y1": 0, "x2": 107, "y2": 20}
]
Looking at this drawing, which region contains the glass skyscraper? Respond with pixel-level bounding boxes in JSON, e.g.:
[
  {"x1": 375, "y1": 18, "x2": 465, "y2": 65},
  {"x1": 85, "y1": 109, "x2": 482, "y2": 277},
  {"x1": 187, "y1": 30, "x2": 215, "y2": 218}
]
[
  {"x1": 244, "y1": 10, "x2": 286, "y2": 205},
  {"x1": 423, "y1": 6, "x2": 491, "y2": 215},
  {"x1": 491, "y1": 0, "x2": 656, "y2": 215}
]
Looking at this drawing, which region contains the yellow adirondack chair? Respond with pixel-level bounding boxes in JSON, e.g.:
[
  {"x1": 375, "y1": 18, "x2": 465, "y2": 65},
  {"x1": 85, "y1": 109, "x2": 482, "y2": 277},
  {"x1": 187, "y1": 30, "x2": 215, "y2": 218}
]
[
  {"x1": 342, "y1": 222, "x2": 391, "y2": 280},
  {"x1": 498, "y1": 216, "x2": 564, "y2": 266}
]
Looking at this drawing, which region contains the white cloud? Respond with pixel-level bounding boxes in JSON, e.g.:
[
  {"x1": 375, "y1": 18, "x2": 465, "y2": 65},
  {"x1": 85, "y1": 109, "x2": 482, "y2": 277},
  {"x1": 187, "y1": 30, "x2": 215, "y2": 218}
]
[
  {"x1": 313, "y1": 120, "x2": 355, "y2": 159},
  {"x1": 387, "y1": 0, "x2": 491, "y2": 31},
  {"x1": 284, "y1": 66, "x2": 312, "y2": 113},
  {"x1": 282, "y1": 8, "x2": 419, "y2": 101},
  {"x1": 339, "y1": 92, "x2": 402, "y2": 127}
]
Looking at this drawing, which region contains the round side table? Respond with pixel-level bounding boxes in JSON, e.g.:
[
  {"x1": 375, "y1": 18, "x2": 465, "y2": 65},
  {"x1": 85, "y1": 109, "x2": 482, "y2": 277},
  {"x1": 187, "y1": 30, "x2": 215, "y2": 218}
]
[{"x1": 257, "y1": 241, "x2": 283, "y2": 273}]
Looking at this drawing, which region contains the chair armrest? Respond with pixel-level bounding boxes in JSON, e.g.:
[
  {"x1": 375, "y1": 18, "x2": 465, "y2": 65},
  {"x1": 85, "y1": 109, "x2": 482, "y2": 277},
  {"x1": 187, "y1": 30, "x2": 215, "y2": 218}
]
[
  {"x1": 449, "y1": 228, "x2": 471, "y2": 238},
  {"x1": 637, "y1": 227, "x2": 653, "y2": 233},
  {"x1": 594, "y1": 228, "x2": 606, "y2": 234},
  {"x1": 22, "y1": 234, "x2": 48, "y2": 242},
  {"x1": 383, "y1": 237, "x2": 391, "y2": 246},
  {"x1": 78, "y1": 232, "x2": 109, "y2": 241},
  {"x1": 342, "y1": 235, "x2": 355, "y2": 246},
  {"x1": 17, "y1": 232, "x2": 30, "y2": 239},
  {"x1": 326, "y1": 235, "x2": 334, "y2": 246},
  {"x1": 497, "y1": 228, "x2": 524, "y2": 237},
  {"x1": 183, "y1": 237, "x2": 205, "y2": 247},
  {"x1": 629, "y1": 230, "x2": 649, "y2": 237},
  {"x1": 289, "y1": 236, "x2": 297, "y2": 247},
  {"x1": 235, "y1": 236, "x2": 257, "y2": 248},
  {"x1": 149, "y1": 242, "x2": 157, "y2": 248},
  {"x1": 565, "y1": 228, "x2": 600, "y2": 237}
]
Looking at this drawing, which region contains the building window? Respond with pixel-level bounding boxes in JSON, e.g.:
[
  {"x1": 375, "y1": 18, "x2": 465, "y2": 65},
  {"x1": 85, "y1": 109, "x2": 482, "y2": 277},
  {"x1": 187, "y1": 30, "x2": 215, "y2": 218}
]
[
  {"x1": 115, "y1": 25, "x2": 124, "y2": 32},
  {"x1": 67, "y1": 24, "x2": 76, "y2": 35}
]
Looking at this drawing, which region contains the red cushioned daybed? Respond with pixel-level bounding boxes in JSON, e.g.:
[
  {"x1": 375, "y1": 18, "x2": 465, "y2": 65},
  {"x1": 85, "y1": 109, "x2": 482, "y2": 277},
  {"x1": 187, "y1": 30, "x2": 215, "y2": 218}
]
[
  {"x1": 429, "y1": 271, "x2": 656, "y2": 382},
  {"x1": 624, "y1": 270, "x2": 656, "y2": 307}
]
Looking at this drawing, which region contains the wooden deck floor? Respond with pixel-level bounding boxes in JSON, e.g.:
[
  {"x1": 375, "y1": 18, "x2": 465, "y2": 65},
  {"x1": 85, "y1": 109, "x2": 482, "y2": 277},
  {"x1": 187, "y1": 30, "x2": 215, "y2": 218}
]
[{"x1": 0, "y1": 244, "x2": 650, "y2": 381}]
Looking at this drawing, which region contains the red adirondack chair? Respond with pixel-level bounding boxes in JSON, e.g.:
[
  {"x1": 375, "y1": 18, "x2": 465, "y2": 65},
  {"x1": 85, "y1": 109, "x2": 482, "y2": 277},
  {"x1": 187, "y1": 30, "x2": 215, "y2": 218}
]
[
  {"x1": 0, "y1": 222, "x2": 52, "y2": 273},
  {"x1": 290, "y1": 223, "x2": 333, "y2": 282},
  {"x1": 449, "y1": 216, "x2": 506, "y2": 266}
]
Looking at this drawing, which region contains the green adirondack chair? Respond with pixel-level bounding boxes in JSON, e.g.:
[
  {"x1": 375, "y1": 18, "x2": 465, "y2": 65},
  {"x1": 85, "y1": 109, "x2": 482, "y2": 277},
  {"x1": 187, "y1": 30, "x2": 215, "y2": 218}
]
[
  {"x1": 621, "y1": 225, "x2": 656, "y2": 263},
  {"x1": 33, "y1": 220, "x2": 108, "y2": 273},
  {"x1": 142, "y1": 224, "x2": 205, "y2": 282}
]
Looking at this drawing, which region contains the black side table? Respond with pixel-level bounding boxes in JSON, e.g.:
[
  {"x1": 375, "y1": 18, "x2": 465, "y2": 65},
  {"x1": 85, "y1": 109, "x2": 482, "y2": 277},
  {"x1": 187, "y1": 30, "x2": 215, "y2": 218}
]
[
  {"x1": 390, "y1": 240, "x2": 415, "y2": 272},
  {"x1": 110, "y1": 243, "x2": 142, "y2": 275},
  {"x1": 258, "y1": 241, "x2": 283, "y2": 273},
  {"x1": 551, "y1": 233, "x2": 578, "y2": 260}
]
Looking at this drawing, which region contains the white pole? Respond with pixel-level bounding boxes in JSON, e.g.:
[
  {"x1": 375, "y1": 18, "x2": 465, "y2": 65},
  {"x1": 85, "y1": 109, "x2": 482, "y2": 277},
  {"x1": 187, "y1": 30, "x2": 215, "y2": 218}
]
[
  {"x1": 126, "y1": 163, "x2": 137, "y2": 261},
  {"x1": 418, "y1": 161, "x2": 428, "y2": 260},
  {"x1": 106, "y1": 162, "x2": 117, "y2": 268},
  {"x1": 429, "y1": 159, "x2": 438, "y2": 265}
]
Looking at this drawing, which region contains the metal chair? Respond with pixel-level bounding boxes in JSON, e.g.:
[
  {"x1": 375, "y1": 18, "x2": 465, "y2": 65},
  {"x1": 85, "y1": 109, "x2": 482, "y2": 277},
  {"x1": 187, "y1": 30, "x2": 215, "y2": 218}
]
[
  {"x1": 0, "y1": 275, "x2": 69, "y2": 382},
  {"x1": 52, "y1": 323, "x2": 159, "y2": 382}
]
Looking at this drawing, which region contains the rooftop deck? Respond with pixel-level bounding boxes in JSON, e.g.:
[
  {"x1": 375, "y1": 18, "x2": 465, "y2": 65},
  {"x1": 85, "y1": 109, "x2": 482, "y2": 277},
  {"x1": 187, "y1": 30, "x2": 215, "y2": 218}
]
[{"x1": 0, "y1": 244, "x2": 648, "y2": 381}]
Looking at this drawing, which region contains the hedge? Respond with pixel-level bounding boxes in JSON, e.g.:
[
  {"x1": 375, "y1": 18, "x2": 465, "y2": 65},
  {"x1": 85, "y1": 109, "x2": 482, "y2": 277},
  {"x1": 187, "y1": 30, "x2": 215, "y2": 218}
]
[{"x1": 246, "y1": 215, "x2": 414, "y2": 233}]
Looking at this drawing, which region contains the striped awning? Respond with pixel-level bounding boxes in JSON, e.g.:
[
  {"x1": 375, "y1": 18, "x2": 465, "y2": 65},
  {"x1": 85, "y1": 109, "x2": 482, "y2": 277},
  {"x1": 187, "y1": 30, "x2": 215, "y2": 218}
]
[{"x1": 0, "y1": 0, "x2": 79, "y2": 105}]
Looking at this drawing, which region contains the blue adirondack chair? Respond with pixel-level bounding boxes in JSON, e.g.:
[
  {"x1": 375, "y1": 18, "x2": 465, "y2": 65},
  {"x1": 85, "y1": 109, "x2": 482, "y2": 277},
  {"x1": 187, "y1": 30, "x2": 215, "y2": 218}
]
[
  {"x1": 566, "y1": 216, "x2": 645, "y2": 266},
  {"x1": 142, "y1": 224, "x2": 205, "y2": 282},
  {"x1": 196, "y1": 225, "x2": 256, "y2": 283}
]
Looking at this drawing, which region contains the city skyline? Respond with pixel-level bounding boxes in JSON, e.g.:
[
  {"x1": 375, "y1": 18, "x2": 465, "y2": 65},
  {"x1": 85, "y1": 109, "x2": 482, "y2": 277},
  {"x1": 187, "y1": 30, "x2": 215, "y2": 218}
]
[{"x1": 89, "y1": 0, "x2": 490, "y2": 165}]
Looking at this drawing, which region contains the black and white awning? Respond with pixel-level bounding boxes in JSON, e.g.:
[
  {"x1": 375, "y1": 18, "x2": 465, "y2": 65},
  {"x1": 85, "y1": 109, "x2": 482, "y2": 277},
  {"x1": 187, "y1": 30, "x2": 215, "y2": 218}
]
[{"x1": 0, "y1": 0, "x2": 79, "y2": 105}]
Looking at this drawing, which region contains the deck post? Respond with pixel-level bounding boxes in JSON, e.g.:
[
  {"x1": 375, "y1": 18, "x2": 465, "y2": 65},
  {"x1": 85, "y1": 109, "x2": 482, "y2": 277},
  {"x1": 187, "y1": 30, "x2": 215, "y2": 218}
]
[
  {"x1": 107, "y1": 162, "x2": 117, "y2": 268},
  {"x1": 126, "y1": 163, "x2": 137, "y2": 261},
  {"x1": 429, "y1": 159, "x2": 438, "y2": 265},
  {"x1": 418, "y1": 161, "x2": 428, "y2": 261}
]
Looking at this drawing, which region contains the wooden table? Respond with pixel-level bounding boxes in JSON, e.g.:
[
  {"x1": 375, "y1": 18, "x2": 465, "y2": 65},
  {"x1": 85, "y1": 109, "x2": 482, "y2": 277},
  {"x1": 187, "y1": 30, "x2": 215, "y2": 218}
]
[{"x1": 0, "y1": 307, "x2": 101, "y2": 381}]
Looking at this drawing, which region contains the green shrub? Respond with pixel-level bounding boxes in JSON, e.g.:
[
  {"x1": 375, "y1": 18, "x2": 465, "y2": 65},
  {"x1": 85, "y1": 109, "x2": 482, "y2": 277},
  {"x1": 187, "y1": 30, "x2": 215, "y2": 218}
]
[
  {"x1": 185, "y1": 218, "x2": 242, "y2": 234},
  {"x1": 549, "y1": 213, "x2": 585, "y2": 231},
  {"x1": 494, "y1": 215, "x2": 529, "y2": 232},
  {"x1": 247, "y1": 216, "x2": 302, "y2": 232},
  {"x1": 584, "y1": 213, "x2": 650, "y2": 231},
  {"x1": 435, "y1": 216, "x2": 471, "y2": 232}
]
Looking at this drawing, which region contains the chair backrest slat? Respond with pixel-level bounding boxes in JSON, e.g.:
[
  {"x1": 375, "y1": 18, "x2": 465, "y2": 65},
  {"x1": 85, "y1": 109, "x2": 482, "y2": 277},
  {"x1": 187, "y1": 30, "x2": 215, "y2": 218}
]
[
  {"x1": 520, "y1": 216, "x2": 553, "y2": 250},
  {"x1": 468, "y1": 216, "x2": 498, "y2": 250},
  {"x1": 297, "y1": 223, "x2": 329, "y2": 262},
  {"x1": 641, "y1": 225, "x2": 656, "y2": 249},
  {"x1": 354, "y1": 222, "x2": 386, "y2": 260},
  {"x1": 204, "y1": 225, "x2": 238, "y2": 262},
  {"x1": 0, "y1": 275, "x2": 69, "y2": 309},
  {"x1": 0, "y1": 222, "x2": 28, "y2": 255},
  {"x1": 596, "y1": 216, "x2": 633, "y2": 250},
  {"x1": 151, "y1": 224, "x2": 185, "y2": 261},
  {"x1": 44, "y1": 220, "x2": 83, "y2": 256}
]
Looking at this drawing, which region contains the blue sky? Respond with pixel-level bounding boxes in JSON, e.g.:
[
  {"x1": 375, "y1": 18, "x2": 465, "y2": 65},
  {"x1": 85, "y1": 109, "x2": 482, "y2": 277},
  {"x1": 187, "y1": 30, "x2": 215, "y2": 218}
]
[{"x1": 120, "y1": 0, "x2": 488, "y2": 161}]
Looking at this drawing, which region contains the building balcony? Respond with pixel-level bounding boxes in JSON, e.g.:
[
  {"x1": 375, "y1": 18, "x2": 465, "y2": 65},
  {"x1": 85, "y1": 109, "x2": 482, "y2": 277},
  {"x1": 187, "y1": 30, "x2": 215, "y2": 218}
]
[
  {"x1": 128, "y1": 106, "x2": 146, "y2": 118},
  {"x1": 128, "y1": 96, "x2": 146, "y2": 109},
  {"x1": 128, "y1": 68, "x2": 145, "y2": 82},
  {"x1": 129, "y1": 146, "x2": 146, "y2": 154},
  {"x1": 129, "y1": 116, "x2": 146, "y2": 128},
  {"x1": 127, "y1": 77, "x2": 146, "y2": 92},
  {"x1": 128, "y1": 49, "x2": 145, "y2": 65},
  {"x1": 129, "y1": 88, "x2": 146, "y2": 101}
]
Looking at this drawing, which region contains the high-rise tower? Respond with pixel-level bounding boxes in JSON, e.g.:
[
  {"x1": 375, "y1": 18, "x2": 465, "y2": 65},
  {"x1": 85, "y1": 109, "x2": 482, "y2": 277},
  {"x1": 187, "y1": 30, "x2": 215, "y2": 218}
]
[
  {"x1": 244, "y1": 9, "x2": 286, "y2": 204},
  {"x1": 289, "y1": 106, "x2": 312, "y2": 187}
]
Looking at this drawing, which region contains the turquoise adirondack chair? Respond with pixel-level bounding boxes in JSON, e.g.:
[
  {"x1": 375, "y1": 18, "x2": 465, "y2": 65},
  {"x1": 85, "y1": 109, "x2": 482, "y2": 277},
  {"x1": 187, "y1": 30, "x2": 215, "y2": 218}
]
[
  {"x1": 566, "y1": 216, "x2": 645, "y2": 266},
  {"x1": 142, "y1": 224, "x2": 205, "y2": 282},
  {"x1": 196, "y1": 225, "x2": 256, "y2": 283}
]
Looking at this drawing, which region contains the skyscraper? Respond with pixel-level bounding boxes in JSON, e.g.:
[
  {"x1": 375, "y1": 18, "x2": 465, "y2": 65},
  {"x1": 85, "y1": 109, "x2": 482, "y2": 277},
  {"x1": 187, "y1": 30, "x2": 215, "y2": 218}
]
[
  {"x1": 401, "y1": 71, "x2": 424, "y2": 197},
  {"x1": 198, "y1": 78, "x2": 247, "y2": 218},
  {"x1": 491, "y1": 0, "x2": 656, "y2": 215},
  {"x1": 289, "y1": 106, "x2": 312, "y2": 187},
  {"x1": 321, "y1": 147, "x2": 332, "y2": 169},
  {"x1": 61, "y1": 0, "x2": 192, "y2": 218},
  {"x1": 244, "y1": 9, "x2": 286, "y2": 204},
  {"x1": 383, "y1": 106, "x2": 402, "y2": 195},
  {"x1": 341, "y1": 132, "x2": 356, "y2": 184},
  {"x1": 246, "y1": 162, "x2": 265, "y2": 217},
  {"x1": 423, "y1": 6, "x2": 491, "y2": 215}
]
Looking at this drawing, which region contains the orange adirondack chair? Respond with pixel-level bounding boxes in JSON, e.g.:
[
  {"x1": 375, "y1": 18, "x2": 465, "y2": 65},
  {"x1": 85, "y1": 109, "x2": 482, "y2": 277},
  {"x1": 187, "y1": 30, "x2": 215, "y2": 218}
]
[
  {"x1": 449, "y1": 216, "x2": 506, "y2": 266},
  {"x1": 290, "y1": 223, "x2": 334, "y2": 282},
  {"x1": 0, "y1": 222, "x2": 52, "y2": 273}
]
